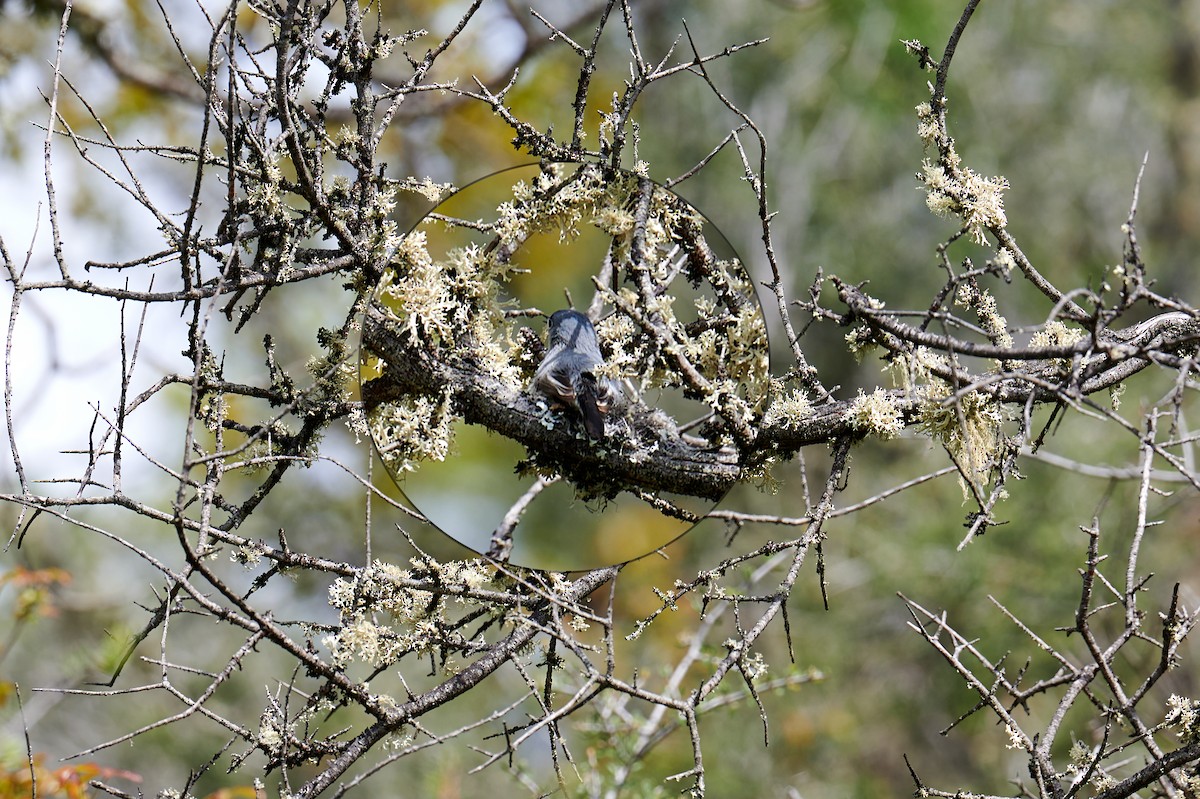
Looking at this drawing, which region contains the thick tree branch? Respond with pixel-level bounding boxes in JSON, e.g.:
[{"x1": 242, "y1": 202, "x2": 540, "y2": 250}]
[{"x1": 361, "y1": 305, "x2": 741, "y2": 502}]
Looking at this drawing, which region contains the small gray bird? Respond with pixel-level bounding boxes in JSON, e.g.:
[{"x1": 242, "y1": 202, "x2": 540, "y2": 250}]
[{"x1": 532, "y1": 309, "x2": 619, "y2": 439}]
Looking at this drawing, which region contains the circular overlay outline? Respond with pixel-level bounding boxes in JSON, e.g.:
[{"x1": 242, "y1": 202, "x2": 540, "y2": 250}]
[{"x1": 360, "y1": 162, "x2": 773, "y2": 571}]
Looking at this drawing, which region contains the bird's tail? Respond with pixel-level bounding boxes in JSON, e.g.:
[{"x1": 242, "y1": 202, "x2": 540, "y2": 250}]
[{"x1": 576, "y1": 373, "x2": 606, "y2": 439}]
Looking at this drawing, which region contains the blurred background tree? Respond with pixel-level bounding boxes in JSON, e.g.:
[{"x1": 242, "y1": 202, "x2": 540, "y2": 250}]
[{"x1": 1, "y1": 1, "x2": 1198, "y2": 798}]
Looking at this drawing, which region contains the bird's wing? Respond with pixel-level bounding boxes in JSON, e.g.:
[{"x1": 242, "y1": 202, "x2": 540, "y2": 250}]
[{"x1": 534, "y1": 359, "x2": 576, "y2": 403}]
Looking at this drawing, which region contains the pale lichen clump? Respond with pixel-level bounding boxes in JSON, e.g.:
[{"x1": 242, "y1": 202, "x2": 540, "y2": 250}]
[
  {"x1": 325, "y1": 615, "x2": 402, "y2": 669},
  {"x1": 887, "y1": 347, "x2": 950, "y2": 397},
  {"x1": 367, "y1": 392, "x2": 455, "y2": 474},
  {"x1": 1162, "y1": 697, "x2": 1200, "y2": 794},
  {"x1": 306, "y1": 348, "x2": 358, "y2": 408},
  {"x1": 323, "y1": 558, "x2": 492, "y2": 670},
  {"x1": 849, "y1": 388, "x2": 906, "y2": 440},
  {"x1": 1167, "y1": 694, "x2": 1200, "y2": 745},
  {"x1": 327, "y1": 180, "x2": 405, "y2": 263},
  {"x1": 581, "y1": 168, "x2": 698, "y2": 278},
  {"x1": 1109, "y1": 381, "x2": 1126, "y2": 411},
  {"x1": 596, "y1": 238, "x2": 770, "y2": 429},
  {"x1": 684, "y1": 313, "x2": 723, "y2": 376},
  {"x1": 693, "y1": 289, "x2": 772, "y2": 408},
  {"x1": 915, "y1": 101, "x2": 939, "y2": 145},
  {"x1": 369, "y1": 224, "x2": 523, "y2": 472},
  {"x1": 377, "y1": 234, "x2": 518, "y2": 354},
  {"x1": 258, "y1": 702, "x2": 319, "y2": 754},
  {"x1": 1109, "y1": 260, "x2": 1138, "y2": 294},
  {"x1": 762, "y1": 385, "x2": 813, "y2": 430},
  {"x1": 1004, "y1": 723, "x2": 1027, "y2": 751},
  {"x1": 377, "y1": 231, "x2": 455, "y2": 343},
  {"x1": 1029, "y1": 319, "x2": 1085, "y2": 349},
  {"x1": 856, "y1": 341, "x2": 1007, "y2": 495},
  {"x1": 902, "y1": 38, "x2": 934, "y2": 69},
  {"x1": 440, "y1": 243, "x2": 522, "y2": 387},
  {"x1": 955, "y1": 283, "x2": 1013, "y2": 350},
  {"x1": 567, "y1": 615, "x2": 590, "y2": 632},
  {"x1": 845, "y1": 325, "x2": 879, "y2": 362},
  {"x1": 742, "y1": 651, "x2": 768, "y2": 682},
  {"x1": 592, "y1": 203, "x2": 636, "y2": 236},
  {"x1": 917, "y1": 390, "x2": 1007, "y2": 501},
  {"x1": 1029, "y1": 319, "x2": 1086, "y2": 373},
  {"x1": 992, "y1": 246, "x2": 1016, "y2": 278},
  {"x1": 882, "y1": 343, "x2": 1011, "y2": 502},
  {"x1": 232, "y1": 541, "x2": 266, "y2": 567},
  {"x1": 594, "y1": 309, "x2": 641, "y2": 379},
  {"x1": 845, "y1": 296, "x2": 886, "y2": 363},
  {"x1": 497, "y1": 163, "x2": 619, "y2": 249},
  {"x1": 597, "y1": 287, "x2": 768, "y2": 430},
  {"x1": 246, "y1": 158, "x2": 286, "y2": 218},
  {"x1": 910, "y1": 65, "x2": 1011, "y2": 246},
  {"x1": 922, "y1": 159, "x2": 1010, "y2": 246},
  {"x1": 197, "y1": 392, "x2": 227, "y2": 433},
  {"x1": 1063, "y1": 740, "x2": 1119, "y2": 792},
  {"x1": 469, "y1": 312, "x2": 523, "y2": 391},
  {"x1": 399, "y1": 176, "x2": 455, "y2": 204}
]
